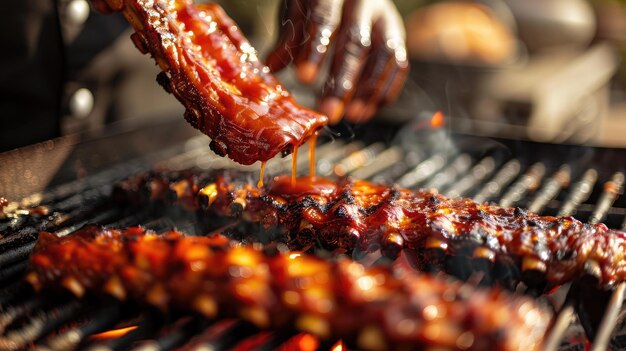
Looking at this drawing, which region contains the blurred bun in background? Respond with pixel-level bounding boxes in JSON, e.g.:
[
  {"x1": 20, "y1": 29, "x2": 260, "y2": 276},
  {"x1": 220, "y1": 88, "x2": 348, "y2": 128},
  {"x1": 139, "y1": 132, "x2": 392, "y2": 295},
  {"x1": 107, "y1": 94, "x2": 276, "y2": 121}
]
[{"x1": 405, "y1": 2, "x2": 517, "y2": 65}]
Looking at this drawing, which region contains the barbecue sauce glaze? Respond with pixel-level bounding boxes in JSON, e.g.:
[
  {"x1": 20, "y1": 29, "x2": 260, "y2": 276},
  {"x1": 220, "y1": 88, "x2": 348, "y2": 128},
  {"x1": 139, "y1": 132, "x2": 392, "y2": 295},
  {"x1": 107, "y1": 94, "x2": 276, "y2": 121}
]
[
  {"x1": 114, "y1": 168, "x2": 626, "y2": 296},
  {"x1": 28, "y1": 226, "x2": 549, "y2": 351},
  {"x1": 268, "y1": 174, "x2": 338, "y2": 200}
]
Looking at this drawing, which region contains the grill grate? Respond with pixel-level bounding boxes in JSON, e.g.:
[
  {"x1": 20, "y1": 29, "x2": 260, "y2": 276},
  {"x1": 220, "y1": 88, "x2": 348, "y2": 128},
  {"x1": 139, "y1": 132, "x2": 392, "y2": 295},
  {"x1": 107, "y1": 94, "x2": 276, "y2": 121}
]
[{"x1": 2, "y1": 129, "x2": 626, "y2": 350}]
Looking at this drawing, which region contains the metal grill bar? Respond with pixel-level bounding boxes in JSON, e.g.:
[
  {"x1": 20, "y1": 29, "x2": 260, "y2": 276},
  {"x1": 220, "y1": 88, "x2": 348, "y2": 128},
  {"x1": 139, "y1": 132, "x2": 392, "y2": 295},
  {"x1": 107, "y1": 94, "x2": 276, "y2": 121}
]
[
  {"x1": 2, "y1": 134, "x2": 626, "y2": 351},
  {"x1": 589, "y1": 172, "x2": 625, "y2": 224},
  {"x1": 0, "y1": 261, "x2": 27, "y2": 286},
  {"x1": 499, "y1": 162, "x2": 546, "y2": 207},
  {"x1": 528, "y1": 167, "x2": 610, "y2": 351},
  {"x1": 0, "y1": 242, "x2": 34, "y2": 268},
  {"x1": 130, "y1": 317, "x2": 210, "y2": 351},
  {"x1": 473, "y1": 159, "x2": 521, "y2": 203},
  {"x1": 35, "y1": 302, "x2": 124, "y2": 351},
  {"x1": 0, "y1": 229, "x2": 39, "y2": 254},
  {"x1": 542, "y1": 302, "x2": 575, "y2": 351},
  {"x1": 527, "y1": 165, "x2": 571, "y2": 214},
  {"x1": 543, "y1": 169, "x2": 626, "y2": 351},
  {"x1": 557, "y1": 169, "x2": 597, "y2": 217},
  {"x1": 6, "y1": 162, "x2": 147, "y2": 210},
  {"x1": 318, "y1": 141, "x2": 364, "y2": 177},
  {"x1": 370, "y1": 149, "x2": 424, "y2": 183},
  {"x1": 0, "y1": 300, "x2": 84, "y2": 351},
  {"x1": 0, "y1": 296, "x2": 43, "y2": 334},
  {"x1": 0, "y1": 282, "x2": 33, "y2": 308},
  {"x1": 350, "y1": 146, "x2": 403, "y2": 180},
  {"x1": 333, "y1": 142, "x2": 386, "y2": 177},
  {"x1": 422, "y1": 154, "x2": 472, "y2": 190},
  {"x1": 397, "y1": 152, "x2": 447, "y2": 188},
  {"x1": 591, "y1": 282, "x2": 626, "y2": 351},
  {"x1": 445, "y1": 156, "x2": 496, "y2": 199},
  {"x1": 191, "y1": 320, "x2": 259, "y2": 351}
]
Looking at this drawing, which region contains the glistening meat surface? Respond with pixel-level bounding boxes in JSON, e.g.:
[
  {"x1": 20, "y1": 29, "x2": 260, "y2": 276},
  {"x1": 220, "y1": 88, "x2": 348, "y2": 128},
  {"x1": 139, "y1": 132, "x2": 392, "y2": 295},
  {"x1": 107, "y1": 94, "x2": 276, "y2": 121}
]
[
  {"x1": 98, "y1": 0, "x2": 327, "y2": 164},
  {"x1": 27, "y1": 226, "x2": 549, "y2": 351},
  {"x1": 113, "y1": 169, "x2": 626, "y2": 293}
]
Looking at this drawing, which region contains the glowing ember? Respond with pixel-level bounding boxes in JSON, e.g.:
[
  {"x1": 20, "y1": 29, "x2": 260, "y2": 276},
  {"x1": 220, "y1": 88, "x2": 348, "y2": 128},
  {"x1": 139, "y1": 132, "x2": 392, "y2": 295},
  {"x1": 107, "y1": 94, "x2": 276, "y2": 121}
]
[
  {"x1": 295, "y1": 334, "x2": 319, "y2": 351},
  {"x1": 89, "y1": 325, "x2": 138, "y2": 340},
  {"x1": 430, "y1": 110, "x2": 444, "y2": 128},
  {"x1": 275, "y1": 333, "x2": 319, "y2": 351}
]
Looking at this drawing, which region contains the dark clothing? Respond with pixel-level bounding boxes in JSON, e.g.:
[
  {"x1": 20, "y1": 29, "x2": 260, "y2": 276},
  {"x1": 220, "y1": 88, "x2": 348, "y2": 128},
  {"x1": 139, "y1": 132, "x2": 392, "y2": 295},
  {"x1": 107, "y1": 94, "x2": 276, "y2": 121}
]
[
  {"x1": 0, "y1": 0, "x2": 128, "y2": 152},
  {"x1": 0, "y1": 0, "x2": 63, "y2": 151}
]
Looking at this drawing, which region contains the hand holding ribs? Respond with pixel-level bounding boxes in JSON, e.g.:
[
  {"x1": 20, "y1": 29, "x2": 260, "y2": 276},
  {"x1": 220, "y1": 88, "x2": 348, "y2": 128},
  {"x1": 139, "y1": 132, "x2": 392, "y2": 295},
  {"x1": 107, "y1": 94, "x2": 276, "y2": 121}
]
[
  {"x1": 92, "y1": 0, "x2": 327, "y2": 165},
  {"x1": 27, "y1": 226, "x2": 549, "y2": 351}
]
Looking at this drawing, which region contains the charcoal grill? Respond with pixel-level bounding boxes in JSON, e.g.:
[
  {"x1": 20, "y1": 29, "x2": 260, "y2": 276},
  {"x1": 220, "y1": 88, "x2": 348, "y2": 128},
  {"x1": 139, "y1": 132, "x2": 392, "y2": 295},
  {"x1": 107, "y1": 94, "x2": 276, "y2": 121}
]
[{"x1": 2, "y1": 117, "x2": 626, "y2": 350}]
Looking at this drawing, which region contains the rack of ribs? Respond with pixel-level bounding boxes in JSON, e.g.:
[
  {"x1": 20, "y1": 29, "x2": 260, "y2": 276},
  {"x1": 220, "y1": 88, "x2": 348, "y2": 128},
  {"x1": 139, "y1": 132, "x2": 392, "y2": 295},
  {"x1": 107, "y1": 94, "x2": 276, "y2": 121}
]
[
  {"x1": 112, "y1": 168, "x2": 626, "y2": 313},
  {"x1": 27, "y1": 225, "x2": 550, "y2": 351},
  {"x1": 93, "y1": 0, "x2": 327, "y2": 165}
]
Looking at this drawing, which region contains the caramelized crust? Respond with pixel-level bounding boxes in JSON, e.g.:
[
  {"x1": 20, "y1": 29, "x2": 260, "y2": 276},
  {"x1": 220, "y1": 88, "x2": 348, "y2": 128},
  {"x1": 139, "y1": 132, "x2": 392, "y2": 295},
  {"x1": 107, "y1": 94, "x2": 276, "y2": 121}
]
[
  {"x1": 106, "y1": 0, "x2": 327, "y2": 164},
  {"x1": 27, "y1": 226, "x2": 549, "y2": 351},
  {"x1": 114, "y1": 169, "x2": 626, "y2": 292}
]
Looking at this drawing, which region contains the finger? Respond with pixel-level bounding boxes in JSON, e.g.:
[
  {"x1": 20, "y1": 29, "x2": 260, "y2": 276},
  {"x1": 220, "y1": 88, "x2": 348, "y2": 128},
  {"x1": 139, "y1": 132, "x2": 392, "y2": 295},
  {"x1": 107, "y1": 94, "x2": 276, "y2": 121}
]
[
  {"x1": 97, "y1": 0, "x2": 124, "y2": 13},
  {"x1": 346, "y1": 49, "x2": 408, "y2": 123},
  {"x1": 382, "y1": 2, "x2": 410, "y2": 104},
  {"x1": 381, "y1": 56, "x2": 409, "y2": 105},
  {"x1": 91, "y1": 1, "x2": 113, "y2": 14},
  {"x1": 344, "y1": 19, "x2": 387, "y2": 122},
  {"x1": 346, "y1": 56, "x2": 407, "y2": 123},
  {"x1": 378, "y1": 1, "x2": 409, "y2": 105},
  {"x1": 90, "y1": 0, "x2": 117, "y2": 14},
  {"x1": 345, "y1": 5, "x2": 408, "y2": 122},
  {"x1": 293, "y1": 0, "x2": 344, "y2": 84},
  {"x1": 319, "y1": 0, "x2": 373, "y2": 124},
  {"x1": 265, "y1": 0, "x2": 308, "y2": 72}
]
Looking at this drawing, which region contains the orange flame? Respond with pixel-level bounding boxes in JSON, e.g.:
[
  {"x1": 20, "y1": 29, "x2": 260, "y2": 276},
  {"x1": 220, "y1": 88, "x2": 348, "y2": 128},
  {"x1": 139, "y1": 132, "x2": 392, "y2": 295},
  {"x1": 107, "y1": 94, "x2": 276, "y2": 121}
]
[
  {"x1": 90, "y1": 325, "x2": 138, "y2": 340},
  {"x1": 430, "y1": 111, "x2": 444, "y2": 128},
  {"x1": 331, "y1": 340, "x2": 344, "y2": 351}
]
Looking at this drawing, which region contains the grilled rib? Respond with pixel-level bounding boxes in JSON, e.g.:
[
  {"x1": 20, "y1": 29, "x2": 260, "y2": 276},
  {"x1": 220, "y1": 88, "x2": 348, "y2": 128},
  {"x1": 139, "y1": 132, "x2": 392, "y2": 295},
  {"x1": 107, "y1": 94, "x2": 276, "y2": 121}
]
[
  {"x1": 113, "y1": 169, "x2": 626, "y2": 294},
  {"x1": 27, "y1": 225, "x2": 549, "y2": 351},
  {"x1": 96, "y1": 0, "x2": 327, "y2": 165}
]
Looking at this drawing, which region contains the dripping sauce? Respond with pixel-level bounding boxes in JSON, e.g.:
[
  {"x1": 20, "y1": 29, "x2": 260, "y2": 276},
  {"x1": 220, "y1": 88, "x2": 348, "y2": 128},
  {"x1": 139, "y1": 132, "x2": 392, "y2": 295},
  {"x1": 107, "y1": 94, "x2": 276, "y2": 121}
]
[
  {"x1": 258, "y1": 161, "x2": 266, "y2": 188},
  {"x1": 291, "y1": 146, "x2": 298, "y2": 186},
  {"x1": 309, "y1": 133, "x2": 317, "y2": 178},
  {"x1": 257, "y1": 133, "x2": 317, "y2": 189}
]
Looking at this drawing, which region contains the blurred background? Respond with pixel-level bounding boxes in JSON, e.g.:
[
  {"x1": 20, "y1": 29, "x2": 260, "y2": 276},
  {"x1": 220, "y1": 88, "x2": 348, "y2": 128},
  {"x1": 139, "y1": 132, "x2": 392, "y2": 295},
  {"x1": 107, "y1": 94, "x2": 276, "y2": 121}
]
[{"x1": 3, "y1": 0, "x2": 626, "y2": 152}]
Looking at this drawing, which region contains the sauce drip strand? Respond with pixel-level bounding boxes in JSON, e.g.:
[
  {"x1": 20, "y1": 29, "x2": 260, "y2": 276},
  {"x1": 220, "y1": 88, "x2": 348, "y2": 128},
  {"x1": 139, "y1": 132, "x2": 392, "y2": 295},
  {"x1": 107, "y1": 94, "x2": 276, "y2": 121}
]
[
  {"x1": 257, "y1": 161, "x2": 266, "y2": 188},
  {"x1": 257, "y1": 132, "x2": 317, "y2": 189},
  {"x1": 309, "y1": 133, "x2": 317, "y2": 178},
  {"x1": 291, "y1": 146, "x2": 298, "y2": 186}
]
